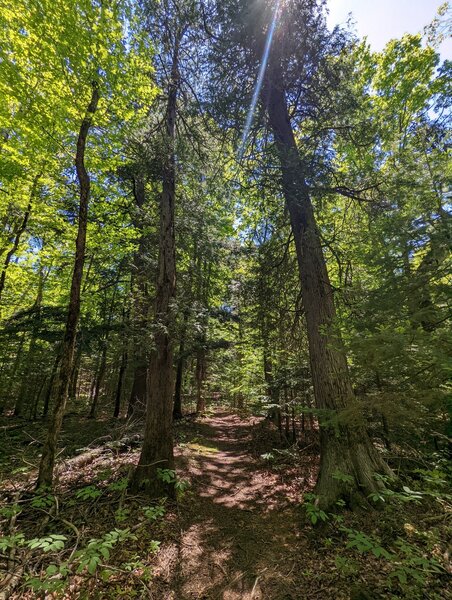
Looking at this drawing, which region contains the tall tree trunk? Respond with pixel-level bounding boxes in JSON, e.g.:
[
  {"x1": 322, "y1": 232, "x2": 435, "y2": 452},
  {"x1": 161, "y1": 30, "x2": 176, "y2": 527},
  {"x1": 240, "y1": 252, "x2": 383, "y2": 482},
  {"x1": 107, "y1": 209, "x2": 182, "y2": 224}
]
[
  {"x1": 114, "y1": 310, "x2": 128, "y2": 418},
  {"x1": 36, "y1": 83, "x2": 99, "y2": 489},
  {"x1": 173, "y1": 307, "x2": 189, "y2": 420},
  {"x1": 264, "y1": 68, "x2": 392, "y2": 508},
  {"x1": 195, "y1": 347, "x2": 206, "y2": 414},
  {"x1": 68, "y1": 346, "x2": 82, "y2": 403},
  {"x1": 130, "y1": 34, "x2": 180, "y2": 496},
  {"x1": 42, "y1": 351, "x2": 61, "y2": 418},
  {"x1": 173, "y1": 353, "x2": 184, "y2": 420},
  {"x1": 0, "y1": 175, "x2": 39, "y2": 309},
  {"x1": 31, "y1": 375, "x2": 48, "y2": 421},
  {"x1": 89, "y1": 284, "x2": 117, "y2": 419},
  {"x1": 89, "y1": 342, "x2": 107, "y2": 419},
  {"x1": 127, "y1": 176, "x2": 150, "y2": 418},
  {"x1": 113, "y1": 348, "x2": 127, "y2": 419}
]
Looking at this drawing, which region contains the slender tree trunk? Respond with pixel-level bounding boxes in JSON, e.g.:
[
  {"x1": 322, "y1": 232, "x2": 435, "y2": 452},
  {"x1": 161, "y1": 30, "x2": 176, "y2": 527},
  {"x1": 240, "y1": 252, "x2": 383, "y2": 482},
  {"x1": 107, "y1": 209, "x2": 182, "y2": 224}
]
[
  {"x1": 31, "y1": 375, "x2": 47, "y2": 421},
  {"x1": 195, "y1": 347, "x2": 206, "y2": 414},
  {"x1": 89, "y1": 284, "x2": 117, "y2": 419},
  {"x1": 130, "y1": 34, "x2": 181, "y2": 496},
  {"x1": 68, "y1": 346, "x2": 81, "y2": 403},
  {"x1": 89, "y1": 342, "x2": 107, "y2": 419},
  {"x1": 36, "y1": 83, "x2": 99, "y2": 489},
  {"x1": 264, "y1": 68, "x2": 392, "y2": 508},
  {"x1": 127, "y1": 176, "x2": 150, "y2": 419},
  {"x1": 14, "y1": 338, "x2": 35, "y2": 418},
  {"x1": 113, "y1": 310, "x2": 128, "y2": 419},
  {"x1": 375, "y1": 371, "x2": 392, "y2": 451},
  {"x1": 173, "y1": 354, "x2": 184, "y2": 420},
  {"x1": 113, "y1": 348, "x2": 127, "y2": 419},
  {"x1": 0, "y1": 176, "x2": 39, "y2": 309},
  {"x1": 42, "y1": 351, "x2": 61, "y2": 418},
  {"x1": 173, "y1": 307, "x2": 189, "y2": 420}
]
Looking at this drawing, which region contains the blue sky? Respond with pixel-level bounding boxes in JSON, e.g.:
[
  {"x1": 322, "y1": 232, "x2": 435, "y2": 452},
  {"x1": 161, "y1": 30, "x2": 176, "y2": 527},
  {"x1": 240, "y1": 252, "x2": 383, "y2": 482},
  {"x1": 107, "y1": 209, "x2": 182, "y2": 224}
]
[{"x1": 326, "y1": 0, "x2": 452, "y2": 60}]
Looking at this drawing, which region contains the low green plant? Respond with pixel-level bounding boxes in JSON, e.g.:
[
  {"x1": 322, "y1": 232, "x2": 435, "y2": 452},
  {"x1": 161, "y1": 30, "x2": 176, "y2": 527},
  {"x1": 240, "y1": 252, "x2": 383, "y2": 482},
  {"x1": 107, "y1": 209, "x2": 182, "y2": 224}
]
[
  {"x1": 156, "y1": 468, "x2": 190, "y2": 497},
  {"x1": 0, "y1": 504, "x2": 21, "y2": 519},
  {"x1": 341, "y1": 527, "x2": 392, "y2": 559},
  {"x1": 340, "y1": 526, "x2": 446, "y2": 592},
  {"x1": 143, "y1": 503, "x2": 166, "y2": 521},
  {"x1": 368, "y1": 485, "x2": 423, "y2": 504},
  {"x1": 31, "y1": 493, "x2": 55, "y2": 509},
  {"x1": 0, "y1": 533, "x2": 25, "y2": 552},
  {"x1": 75, "y1": 485, "x2": 102, "y2": 501},
  {"x1": 27, "y1": 534, "x2": 67, "y2": 553},
  {"x1": 389, "y1": 538, "x2": 443, "y2": 586},
  {"x1": 148, "y1": 540, "x2": 161, "y2": 554},
  {"x1": 108, "y1": 477, "x2": 129, "y2": 492},
  {"x1": 332, "y1": 470, "x2": 354, "y2": 485},
  {"x1": 74, "y1": 528, "x2": 137, "y2": 575},
  {"x1": 115, "y1": 507, "x2": 131, "y2": 523},
  {"x1": 303, "y1": 493, "x2": 328, "y2": 525},
  {"x1": 335, "y1": 555, "x2": 359, "y2": 577},
  {"x1": 260, "y1": 452, "x2": 275, "y2": 461},
  {"x1": 156, "y1": 468, "x2": 176, "y2": 483}
]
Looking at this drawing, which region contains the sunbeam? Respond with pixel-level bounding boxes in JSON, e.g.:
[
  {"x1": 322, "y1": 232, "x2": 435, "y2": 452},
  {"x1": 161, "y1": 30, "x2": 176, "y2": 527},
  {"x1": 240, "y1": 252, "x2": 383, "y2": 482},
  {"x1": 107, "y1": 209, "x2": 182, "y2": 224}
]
[{"x1": 237, "y1": 0, "x2": 282, "y2": 162}]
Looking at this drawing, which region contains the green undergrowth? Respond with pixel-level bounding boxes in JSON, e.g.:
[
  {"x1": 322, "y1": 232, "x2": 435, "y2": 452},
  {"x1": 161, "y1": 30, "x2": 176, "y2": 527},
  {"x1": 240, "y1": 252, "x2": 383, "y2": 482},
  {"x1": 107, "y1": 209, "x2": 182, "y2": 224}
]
[
  {"x1": 299, "y1": 465, "x2": 451, "y2": 598},
  {"x1": 0, "y1": 465, "x2": 190, "y2": 598}
]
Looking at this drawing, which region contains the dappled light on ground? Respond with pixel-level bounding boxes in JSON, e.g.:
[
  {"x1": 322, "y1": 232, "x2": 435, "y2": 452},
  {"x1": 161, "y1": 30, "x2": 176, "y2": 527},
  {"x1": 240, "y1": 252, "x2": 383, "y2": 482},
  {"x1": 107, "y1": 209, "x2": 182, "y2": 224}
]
[{"x1": 153, "y1": 412, "x2": 315, "y2": 599}]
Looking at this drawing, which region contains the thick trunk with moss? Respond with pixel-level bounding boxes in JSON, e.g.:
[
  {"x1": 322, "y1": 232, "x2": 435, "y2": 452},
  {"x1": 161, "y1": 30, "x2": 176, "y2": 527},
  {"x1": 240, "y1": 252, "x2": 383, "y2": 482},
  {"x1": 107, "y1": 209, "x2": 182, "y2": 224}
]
[
  {"x1": 265, "y1": 68, "x2": 392, "y2": 508},
  {"x1": 36, "y1": 83, "x2": 99, "y2": 490}
]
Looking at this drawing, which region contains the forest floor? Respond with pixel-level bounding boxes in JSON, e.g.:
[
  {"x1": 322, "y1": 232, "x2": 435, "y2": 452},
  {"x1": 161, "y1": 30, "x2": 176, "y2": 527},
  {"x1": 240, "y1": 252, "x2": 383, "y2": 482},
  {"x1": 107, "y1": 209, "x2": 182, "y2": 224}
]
[
  {"x1": 152, "y1": 411, "x2": 314, "y2": 599},
  {"x1": 0, "y1": 410, "x2": 450, "y2": 599}
]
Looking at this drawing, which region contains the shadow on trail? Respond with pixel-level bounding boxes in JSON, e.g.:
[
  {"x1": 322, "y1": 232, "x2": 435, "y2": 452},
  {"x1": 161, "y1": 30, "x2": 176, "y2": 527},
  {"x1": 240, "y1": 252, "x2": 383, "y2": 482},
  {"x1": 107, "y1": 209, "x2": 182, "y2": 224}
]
[{"x1": 154, "y1": 412, "x2": 316, "y2": 600}]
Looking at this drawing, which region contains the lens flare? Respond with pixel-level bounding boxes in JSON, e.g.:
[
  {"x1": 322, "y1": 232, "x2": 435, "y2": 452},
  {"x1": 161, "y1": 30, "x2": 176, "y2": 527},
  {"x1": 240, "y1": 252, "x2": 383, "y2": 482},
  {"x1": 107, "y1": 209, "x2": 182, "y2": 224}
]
[{"x1": 237, "y1": 0, "x2": 282, "y2": 162}]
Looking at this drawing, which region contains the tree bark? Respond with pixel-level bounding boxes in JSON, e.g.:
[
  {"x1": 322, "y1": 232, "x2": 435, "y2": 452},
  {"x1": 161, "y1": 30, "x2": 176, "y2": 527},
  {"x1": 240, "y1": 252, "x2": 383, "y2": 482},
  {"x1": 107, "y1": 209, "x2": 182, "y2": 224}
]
[
  {"x1": 264, "y1": 68, "x2": 392, "y2": 508},
  {"x1": 68, "y1": 346, "x2": 82, "y2": 403},
  {"x1": 127, "y1": 175, "x2": 150, "y2": 419},
  {"x1": 42, "y1": 350, "x2": 61, "y2": 418},
  {"x1": 89, "y1": 342, "x2": 107, "y2": 419},
  {"x1": 130, "y1": 34, "x2": 181, "y2": 496},
  {"x1": 113, "y1": 348, "x2": 127, "y2": 419},
  {"x1": 36, "y1": 83, "x2": 99, "y2": 489},
  {"x1": 195, "y1": 347, "x2": 206, "y2": 414},
  {"x1": 114, "y1": 310, "x2": 128, "y2": 418},
  {"x1": 127, "y1": 363, "x2": 147, "y2": 418},
  {"x1": 173, "y1": 307, "x2": 189, "y2": 420}
]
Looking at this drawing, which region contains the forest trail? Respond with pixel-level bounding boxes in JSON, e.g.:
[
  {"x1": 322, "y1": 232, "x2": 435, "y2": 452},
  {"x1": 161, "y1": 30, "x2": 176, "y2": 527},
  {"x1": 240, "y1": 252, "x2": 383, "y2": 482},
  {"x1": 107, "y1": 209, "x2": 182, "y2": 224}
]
[{"x1": 154, "y1": 411, "x2": 304, "y2": 600}]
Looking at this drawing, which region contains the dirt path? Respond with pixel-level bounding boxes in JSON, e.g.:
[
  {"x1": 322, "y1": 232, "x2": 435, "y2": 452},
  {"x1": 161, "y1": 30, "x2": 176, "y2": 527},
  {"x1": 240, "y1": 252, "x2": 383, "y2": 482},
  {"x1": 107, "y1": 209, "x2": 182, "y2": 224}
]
[{"x1": 153, "y1": 412, "x2": 304, "y2": 600}]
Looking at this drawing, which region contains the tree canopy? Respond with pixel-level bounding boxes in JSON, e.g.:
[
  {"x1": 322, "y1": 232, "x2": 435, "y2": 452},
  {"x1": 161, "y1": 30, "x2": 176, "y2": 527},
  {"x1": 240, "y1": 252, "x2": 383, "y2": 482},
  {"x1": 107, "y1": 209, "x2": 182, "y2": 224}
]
[{"x1": 0, "y1": 0, "x2": 450, "y2": 598}]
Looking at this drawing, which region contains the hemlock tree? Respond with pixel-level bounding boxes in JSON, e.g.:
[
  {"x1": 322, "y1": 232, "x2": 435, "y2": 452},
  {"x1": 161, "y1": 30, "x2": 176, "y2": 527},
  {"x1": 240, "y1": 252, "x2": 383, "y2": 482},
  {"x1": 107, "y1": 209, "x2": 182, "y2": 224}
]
[
  {"x1": 129, "y1": 0, "x2": 188, "y2": 495},
  {"x1": 209, "y1": 0, "x2": 393, "y2": 507}
]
